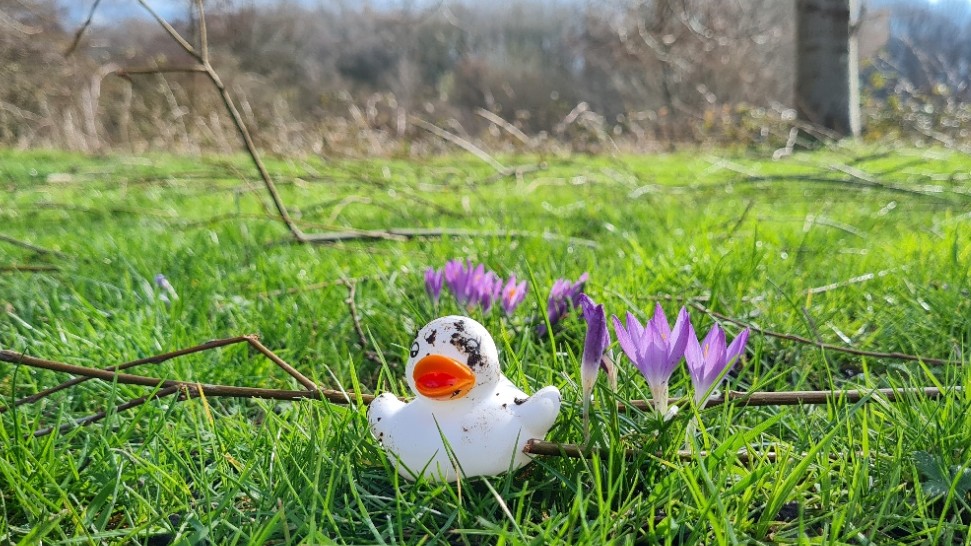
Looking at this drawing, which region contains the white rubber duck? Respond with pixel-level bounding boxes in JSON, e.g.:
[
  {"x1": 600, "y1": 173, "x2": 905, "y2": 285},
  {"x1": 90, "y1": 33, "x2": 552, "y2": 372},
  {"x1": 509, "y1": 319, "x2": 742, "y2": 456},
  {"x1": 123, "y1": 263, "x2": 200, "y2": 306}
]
[{"x1": 368, "y1": 316, "x2": 561, "y2": 482}]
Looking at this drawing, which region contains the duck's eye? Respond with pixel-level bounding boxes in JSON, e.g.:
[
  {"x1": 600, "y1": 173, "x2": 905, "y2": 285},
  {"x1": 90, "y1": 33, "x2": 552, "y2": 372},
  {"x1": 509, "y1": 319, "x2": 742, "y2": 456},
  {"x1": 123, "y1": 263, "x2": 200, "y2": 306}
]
[{"x1": 410, "y1": 341, "x2": 420, "y2": 358}]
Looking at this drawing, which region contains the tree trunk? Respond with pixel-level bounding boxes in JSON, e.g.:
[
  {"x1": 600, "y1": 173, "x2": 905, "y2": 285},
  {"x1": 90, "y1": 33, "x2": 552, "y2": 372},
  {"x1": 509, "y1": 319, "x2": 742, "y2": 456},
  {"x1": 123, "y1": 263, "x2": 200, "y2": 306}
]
[{"x1": 795, "y1": 0, "x2": 860, "y2": 138}]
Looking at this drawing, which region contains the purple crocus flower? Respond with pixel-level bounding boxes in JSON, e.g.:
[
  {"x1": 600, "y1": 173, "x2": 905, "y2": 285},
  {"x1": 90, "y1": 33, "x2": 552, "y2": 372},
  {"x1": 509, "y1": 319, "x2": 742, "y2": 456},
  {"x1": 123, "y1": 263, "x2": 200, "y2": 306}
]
[
  {"x1": 475, "y1": 271, "x2": 502, "y2": 312},
  {"x1": 578, "y1": 294, "x2": 611, "y2": 439},
  {"x1": 444, "y1": 259, "x2": 478, "y2": 306},
  {"x1": 424, "y1": 267, "x2": 444, "y2": 305},
  {"x1": 154, "y1": 273, "x2": 178, "y2": 305},
  {"x1": 437, "y1": 258, "x2": 528, "y2": 315},
  {"x1": 500, "y1": 275, "x2": 528, "y2": 316},
  {"x1": 612, "y1": 303, "x2": 690, "y2": 414},
  {"x1": 538, "y1": 272, "x2": 589, "y2": 335},
  {"x1": 685, "y1": 323, "x2": 750, "y2": 407}
]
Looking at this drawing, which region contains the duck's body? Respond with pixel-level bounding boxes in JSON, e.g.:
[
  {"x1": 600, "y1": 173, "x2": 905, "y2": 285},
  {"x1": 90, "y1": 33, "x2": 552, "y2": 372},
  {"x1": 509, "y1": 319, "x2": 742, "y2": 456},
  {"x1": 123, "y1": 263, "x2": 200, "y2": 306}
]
[{"x1": 368, "y1": 316, "x2": 561, "y2": 482}]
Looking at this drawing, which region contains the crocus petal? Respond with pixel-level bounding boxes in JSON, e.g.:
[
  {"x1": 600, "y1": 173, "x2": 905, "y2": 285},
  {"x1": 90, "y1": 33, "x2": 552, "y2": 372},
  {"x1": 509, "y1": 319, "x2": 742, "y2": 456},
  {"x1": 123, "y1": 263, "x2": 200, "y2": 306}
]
[
  {"x1": 424, "y1": 267, "x2": 443, "y2": 303},
  {"x1": 649, "y1": 303, "x2": 671, "y2": 341},
  {"x1": 703, "y1": 327, "x2": 727, "y2": 387},
  {"x1": 667, "y1": 307, "x2": 691, "y2": 364},
  {"x1": 612, "y1": 315, "x2": 639, "y2": 365},
  {"x1": 638, "y1": 338, "x2": 670, "y2": 383},
  {"x1": 501, "y1": 276, "x2": 527, "y2": 316},
  {"x1": 579, "y1": 295, "x2": 608, "y2": 372},
  {"x1": 515, "y1": 280, "x2": 527, "y2": 304},
  {"x1": 625, "y1": 311, "x2": 645, "y2": 342},
  {"x1": 724, "y1": 328, "x2": 750, "y2": 369},
  {"x1": 683, "y1": 321, "x2": 708, "y2": 402}
]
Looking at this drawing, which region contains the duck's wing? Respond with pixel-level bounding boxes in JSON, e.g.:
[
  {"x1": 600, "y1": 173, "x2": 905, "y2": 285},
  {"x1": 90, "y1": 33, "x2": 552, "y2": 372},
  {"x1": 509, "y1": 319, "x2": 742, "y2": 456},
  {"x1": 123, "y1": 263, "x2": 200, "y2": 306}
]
[
  {"x1": 367, "y1": 392, "x2": 405, "y2": 440},
  {"x1": 510, "y1": 385, "x2": 561, "y2": 435}
]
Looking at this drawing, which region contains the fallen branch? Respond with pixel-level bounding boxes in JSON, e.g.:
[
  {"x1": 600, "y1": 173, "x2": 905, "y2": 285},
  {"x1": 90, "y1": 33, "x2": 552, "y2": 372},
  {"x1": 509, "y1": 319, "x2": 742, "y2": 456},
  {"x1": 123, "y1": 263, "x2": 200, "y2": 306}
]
[
  {"x1": 691, "y1": 301, "x2": 956, "y2": 366},
  {"x1": 0, "y1": 349, "x2": 337, "y2": 401},
  {"x1": 0, "y1": 338, "x2": 373, "y2": 416},
  {"x1": 3, "y1": 336, "x2": 267, "y2": 412},
  {"x1": 0, "y1": 234, "x2": 69, "y2": 259},
  {"x1": 0, "y1": 265, "x2": 60, "y2": 273},
  {"x1": 295, "y1": 227, "x2": 597, "y2": 248},
  {"x1": 257, "y1": 279, "x2": 346, "y2": 300},
  {"x1": 2, "y1": 341, "x2": 963, "y2": 440},
  {"x1": 410, "y1": 116, "x2": 511, "y2": 175},
  {"x1": 523, "y1": 439, "x2": 780, "y2": 463},
  {"x1": 619, "y1": 386, "x2": 960, "y2": 413},
  {"x1": 32, "y1": 385, "x2": 183, "y2": 438}
]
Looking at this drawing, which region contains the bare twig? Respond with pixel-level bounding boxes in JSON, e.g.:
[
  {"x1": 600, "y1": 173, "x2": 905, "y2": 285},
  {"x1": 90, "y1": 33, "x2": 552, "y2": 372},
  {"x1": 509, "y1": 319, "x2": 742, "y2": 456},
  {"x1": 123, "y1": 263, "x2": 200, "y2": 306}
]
[
  {"x1": 475, "y1": 108, "x2": 531, "y2": 146},
  {"x1": 0, "y1": 349, "x2": 339, "y2": 402},
  {"x1": 342, "y1": 279, "x2": 383, "y2": 364},
  {"x1": 1, "y1": 341, "x2": 963, "y2": 440},
  {"x1": 115, "y1": 65, "x2": 207, "y2": 79},
  {"x1": 1, "y1": 336, "x2": 254, "y2": 412},
  {"x1": 691, "y1": 302, "x2": 956, "y2": 366},
  {"x1": 296, "y1": 227, "x2": 598, "y2": 248},
  {"x1": 619, "y1": 386, "x2": 960, "y2": 412},
  {"x1": 737, "y1": 173, "x2": 952, "y2": 201},
  {"x1": 64, "y1": 0, "x2": 103, "y2": 57},
  {"x1": 257, "y1": 279, "x2": 347, "y2": 300},
  {"x1": 33, "y1": 385, "x2": 183, "y2": 437},
  {"x1": 0, "y1": 234, "x2": 69, "y2": 259},
  {"x1": 523, "y1": 439, "x2": 780, "y2": 463},
  {"x1": 128, "y1": 0, "x2": 305, "y2": 242},
  {"x1": 0, "y1": 265, "x2": 59, "y2": 273},
  {"x1": 0, "y1": 344, "x2": 374, "y2": 405},
  {"x1": 245, "y1": 336, "x2": 318, "y2": 390},
  {"x1": 410, "y1": 116, "x2": 511, "y2": 175},
  {"x1": 807, "y1": 269, "x2": 893, "y2": 295},
  {"x1": 194, "y1": 0, "x2": 209, "y2": 65},
  {"x1": 134, "y1": 0, "x2": 198, "y2": 56},
  {"x1": 1, "y1": 335, "x2": 320, "y2": 412}
]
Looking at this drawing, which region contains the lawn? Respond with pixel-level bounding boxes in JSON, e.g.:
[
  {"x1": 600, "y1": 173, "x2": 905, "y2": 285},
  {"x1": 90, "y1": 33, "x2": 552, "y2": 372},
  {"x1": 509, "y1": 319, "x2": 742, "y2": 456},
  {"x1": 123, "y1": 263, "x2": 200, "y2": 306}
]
[{"x1": 1, "y1": 145, "x2": 970, "y2": 544}]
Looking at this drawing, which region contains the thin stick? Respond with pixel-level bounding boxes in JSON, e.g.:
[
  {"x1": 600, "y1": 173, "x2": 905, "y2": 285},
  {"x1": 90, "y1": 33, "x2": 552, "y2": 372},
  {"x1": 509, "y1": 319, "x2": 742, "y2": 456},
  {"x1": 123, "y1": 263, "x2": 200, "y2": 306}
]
[
  {"x1": 257, "y1": 279, "x2": 346, "y2": 300},
  {"x1": 410, "y1": 116, "x2": 511, "y2": 175},
  {"x1": 0, "y1": 234, "x2": 69, "y2": 259},
  {"x1": 523, "y1": 439, "x2": 778, "y2": 463},
  {"x1": 692, "y1": 302, "x2": 955, "y2": 366},
  {"x1": 116, "y1": 65, "x2": 208, "y2": 78},
  {"x1": 195, "y1": 0, "x2": 209, "y2": 65},
  {"x1": 1, "y1": 336, "x2": 254, "y2": 412},
  {"x1": 298, "y1": 227, "x2": 598, "y2": 248},
  {"x1": 0, "y1": 350, "x2": 373, "y2": 406},
  {"x1": 4, "y1": 347, "x2": 958, "y2": 417},
  {"x1": 134, "y1": 0, "x2": 198, "y2": 56},
  {"x1": 619, "y1": 386, "x2": 959, "y2": 412},
  {"x1": 33, "y1": 385, "x2": 182, "y2": 437},
  {"x1": 130, "y1": 0, "x2": 305, "y2": 242},
  {"x1": 0, "y1": 265, "x2": 59, "y2": 273},
  {"x1": 475, "y1": 108, "x2": 531, "y2": 146},
  {"x1": 64, "y1": 0, "x2": 103, "y2": 57},
  {"x1": 245, "y1": 337, "x2": 318, "y2": 390},
  {"x1": 343, "y1": 279, "x2": 383, "y2": 364},
  {"x1": 806, "y1": 270, "x2": 891, "y2": 295}
]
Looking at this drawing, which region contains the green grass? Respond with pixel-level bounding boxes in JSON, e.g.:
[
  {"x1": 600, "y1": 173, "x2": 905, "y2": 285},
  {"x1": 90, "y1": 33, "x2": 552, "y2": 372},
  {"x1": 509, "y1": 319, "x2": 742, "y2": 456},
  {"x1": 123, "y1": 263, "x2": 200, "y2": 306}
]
[{"x1": 1, "y1": 144, "x2": 970, "y2": 544}]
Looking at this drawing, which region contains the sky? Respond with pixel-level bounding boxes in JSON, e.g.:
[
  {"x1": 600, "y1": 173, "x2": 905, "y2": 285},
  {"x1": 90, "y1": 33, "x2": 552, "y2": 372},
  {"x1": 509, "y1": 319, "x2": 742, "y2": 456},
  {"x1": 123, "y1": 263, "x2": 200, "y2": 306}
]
[
  {"x1": 65, "y1": 0, "x2": 190, "y2": 25},
  {"x1": 63, "y1": 0, "x2": 954, "y2": 26},
  {"x1": 62, "y1": 0, "x2": 433, "y2": 25}
]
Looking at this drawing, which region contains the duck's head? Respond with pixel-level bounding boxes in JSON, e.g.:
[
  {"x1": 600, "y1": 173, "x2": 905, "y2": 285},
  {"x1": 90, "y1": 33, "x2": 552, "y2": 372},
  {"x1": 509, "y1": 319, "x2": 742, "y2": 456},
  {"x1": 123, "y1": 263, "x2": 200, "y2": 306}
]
[{"x1": 405, "y1": 316, "x2": 501, "y2": 402}]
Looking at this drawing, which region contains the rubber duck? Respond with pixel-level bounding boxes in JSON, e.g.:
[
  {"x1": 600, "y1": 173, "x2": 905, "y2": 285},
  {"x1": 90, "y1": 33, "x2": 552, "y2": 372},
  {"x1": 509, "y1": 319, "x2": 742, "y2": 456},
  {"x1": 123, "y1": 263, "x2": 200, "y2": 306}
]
[{"x1": 368, "y1": 316, "x2": 561, "y2": 482}]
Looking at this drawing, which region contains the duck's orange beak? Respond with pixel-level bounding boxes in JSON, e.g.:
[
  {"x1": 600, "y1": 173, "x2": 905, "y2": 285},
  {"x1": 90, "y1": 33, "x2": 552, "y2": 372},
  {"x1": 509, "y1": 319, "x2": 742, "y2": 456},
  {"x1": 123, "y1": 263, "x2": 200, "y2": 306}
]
[{"x1": 413, "y1": 354, "x2": 476, "y2": 400}]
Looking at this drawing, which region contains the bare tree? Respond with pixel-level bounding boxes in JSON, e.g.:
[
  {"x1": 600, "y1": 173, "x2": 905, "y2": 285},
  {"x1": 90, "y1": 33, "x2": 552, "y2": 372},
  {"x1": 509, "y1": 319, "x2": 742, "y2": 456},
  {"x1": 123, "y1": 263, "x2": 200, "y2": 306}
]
[{"x1": 795, "y1": 0, "x2": 861, "y2": 137}]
